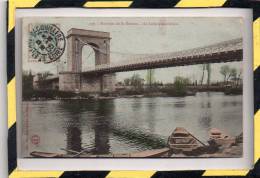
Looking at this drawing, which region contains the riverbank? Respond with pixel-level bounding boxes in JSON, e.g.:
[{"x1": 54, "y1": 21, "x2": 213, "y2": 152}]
[
  {"x1": 23, "y1": 85, "x2": 242, "y2": 101},
  {"x1": 24, "y1": 91, "x2": 242, "y2": 101}
]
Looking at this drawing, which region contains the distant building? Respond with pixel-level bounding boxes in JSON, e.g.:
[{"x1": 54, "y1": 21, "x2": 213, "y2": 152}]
[{"x1": 33, "y1": 73, "x2": 59, "y2": 90}]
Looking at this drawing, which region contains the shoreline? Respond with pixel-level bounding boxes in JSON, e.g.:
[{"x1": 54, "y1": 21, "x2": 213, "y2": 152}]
[{"x1": 23, "y1": 91, "x2": 242, "y2": 102}]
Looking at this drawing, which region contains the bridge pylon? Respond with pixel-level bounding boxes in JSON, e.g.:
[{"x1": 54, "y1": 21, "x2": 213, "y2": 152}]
[{"x1": 59, "y1": 28, "x2": 115, "y2": 93}]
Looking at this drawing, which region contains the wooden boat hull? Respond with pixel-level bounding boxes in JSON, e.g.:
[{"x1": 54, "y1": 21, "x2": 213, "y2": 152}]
[
  {"x1": 30, "y1": 148, "x2": 171, "y2": 158},
  {"x1": 167, "y1": 127, "x2": 203, "y2": 155},
  {"x1": 208, "y1": 128, "x2": 236, "y2": 147},
  {"x1": 31, "y1": 151, "x2": 66, "y2": 158},
  {"x1": 208, "y1": 138, "x2": 235, "y2": 147}
]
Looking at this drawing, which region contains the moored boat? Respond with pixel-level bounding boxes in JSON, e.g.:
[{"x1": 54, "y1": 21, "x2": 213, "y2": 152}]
[
  {"x1": 167, "y1": 127, "x2": 202, "y2": 155},
  {"x1": 30, "y1": 148, "x2": 171, "y2": 158},
  {"x1": 235, "y1": 132, "x2": 243, "y2": 143},
  {"x1": 30, "y1": 151, "x2": 66, "y2": 158},
  {"x1": 208, "y1": 128, "x2": 235, "y2": 147}
]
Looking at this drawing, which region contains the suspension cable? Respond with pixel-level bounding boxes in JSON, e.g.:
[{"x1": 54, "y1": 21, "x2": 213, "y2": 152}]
[{"x1": 76, "y1": 38, "x2": 107, "y2": 54}]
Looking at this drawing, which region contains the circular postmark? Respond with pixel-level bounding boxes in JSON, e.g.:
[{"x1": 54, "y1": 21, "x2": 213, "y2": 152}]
[
  {"x1": 31, "y1": 134, "x2": 40, "y2": 145},
  {"x1": 28, "y1": 24, "x2": 66, "y2": 63}
]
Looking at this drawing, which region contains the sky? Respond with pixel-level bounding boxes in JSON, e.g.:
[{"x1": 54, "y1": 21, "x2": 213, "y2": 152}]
[{"x1": 22, "y1": 17, "x2": 243, "y2": 84}]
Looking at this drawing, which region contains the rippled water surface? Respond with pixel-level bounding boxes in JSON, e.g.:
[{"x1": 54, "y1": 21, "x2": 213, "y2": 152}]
[{"x1": 22, "y1": 92, "x2": 242, "y2": 156}]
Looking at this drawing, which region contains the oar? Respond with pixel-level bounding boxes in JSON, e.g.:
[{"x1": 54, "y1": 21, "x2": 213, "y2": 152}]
[
  {"x1": 186, "y1": 131, "x2": 207, "y2": 146},
  {"x1": 60, "y1": 148, "x2": 80, "y2": 154},
  {"x1": 72, "y1": 147, "x2": 92, "y2": 157},
  {"x1": 61, "y1": 148, "x2": 91, "y2": 157}
]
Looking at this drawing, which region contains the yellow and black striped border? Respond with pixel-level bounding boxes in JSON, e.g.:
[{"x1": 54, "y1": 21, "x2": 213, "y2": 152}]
[{"x1": 6, "y1": 0, "x2": 260, "y2": 177}]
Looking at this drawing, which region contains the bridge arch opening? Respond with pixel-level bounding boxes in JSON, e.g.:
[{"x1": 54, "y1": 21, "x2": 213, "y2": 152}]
[
  {"x1": 81, "y1": 44, "x2": 99, "y2": 71},
  {"x1": 66, "y1": 28, "x2": 111, "y2": 73}
]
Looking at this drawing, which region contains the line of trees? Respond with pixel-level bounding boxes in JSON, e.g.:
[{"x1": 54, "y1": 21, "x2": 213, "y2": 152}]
[
  {"x1": 123, "y1": 73, "x2": 145, "y2": 90},
  {"x1": 199, "y1": 64, "x2": 241, "y2": 86},
  {"x1": 220, "y1": 65, "x2": 242, "y2": 85},
  {"x1": 121, "y1": 64, "x2": 241, "y2": 89},
  {"x1": 172, "y1": 76, "x2": 190, "y2": 95},
  {"x1": 123, "y1": 69, "x2": 157, "y2": 89}
]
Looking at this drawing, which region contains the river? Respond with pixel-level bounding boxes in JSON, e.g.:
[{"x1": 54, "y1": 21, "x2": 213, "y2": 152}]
[{"x1": 22, "y1": 92, "x2": 242, "y2": 157}]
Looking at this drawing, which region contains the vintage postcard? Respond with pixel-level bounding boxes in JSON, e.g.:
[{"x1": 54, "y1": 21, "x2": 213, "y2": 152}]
[{"x1": 21, "y1": 16, "x2": 243, "y2": 158}]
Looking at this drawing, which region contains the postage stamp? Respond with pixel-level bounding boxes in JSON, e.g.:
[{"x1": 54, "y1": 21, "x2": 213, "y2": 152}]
[{"x1": 28, "y1": 24, "x2": 66, "y2": 63}]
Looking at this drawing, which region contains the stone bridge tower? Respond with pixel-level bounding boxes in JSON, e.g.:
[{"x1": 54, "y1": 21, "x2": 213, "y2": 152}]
[{"x1": 59, "y1": 28, "x2": 115, "y2": 93}]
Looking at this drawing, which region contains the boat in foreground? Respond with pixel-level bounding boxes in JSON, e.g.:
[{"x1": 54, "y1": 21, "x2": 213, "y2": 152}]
[
  {"x1": 208, "y1": 128, "x2": 236, "y2": 147},
  {"x1": 167, "y1": 127, "x2": 203, "y2": 155},
  {"x1": 30, "y1": 148, "x2": 171, "y2": 158}
]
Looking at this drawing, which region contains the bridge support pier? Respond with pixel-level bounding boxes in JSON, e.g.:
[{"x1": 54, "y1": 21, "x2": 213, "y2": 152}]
[
  {"x1": 59, "y1": 72, "x2": 81, "y2": 92},
  {"x1": 101, "y1": 74, "x2": 116, "y2": 93},
  {"x1": 59, "y1": 72, "x2": 115, "y2": 93}
]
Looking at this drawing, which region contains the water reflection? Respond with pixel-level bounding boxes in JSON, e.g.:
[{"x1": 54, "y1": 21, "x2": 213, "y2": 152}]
[
  {"x1": 198, "y1": 92, "x2": 212, "y2": 137},
  {"x1": 59, "y1": 101, "x2": 84, "y2": 153},
  {"x1": 199, "y1": 115, "x2": 212, "y2": 129},
  {"x1": 93, "y1": 101, "x2": 114, "y2": 154},
  {"x1": 222, "y1": 100, "x2": 240, "y2": 107},
  {"x1": 67, "y1": 125, "x2": 82, "y2": 152},
  {"x1": 146, "y1": 98, "x2": 156, "y2": 133},
  {"x1": 23, "y1": 92, "x2": 242, "y2": 156},
  {"x1": 57, "y1": 100, "x2": 114, "y2": 154},
  {"x1": 174, "y1": 100, "x2": 186, "y2": 108}
]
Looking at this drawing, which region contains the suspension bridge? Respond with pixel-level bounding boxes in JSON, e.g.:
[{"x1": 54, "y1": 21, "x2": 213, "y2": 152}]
[
  {"x1": 34, "y1": 28, "x2": 243, "y2": 93},
  {"x1": 82, "y1": 38, "x2": 242, "y2": 75}
]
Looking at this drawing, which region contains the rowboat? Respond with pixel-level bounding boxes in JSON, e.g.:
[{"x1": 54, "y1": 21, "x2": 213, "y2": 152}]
[
  {"x1": 31, "y1": 151, "x2": 66, "y2": 158},
  {"x1": 30, "y1": 148, "x2": 171, "y2": 158},
  {"x1": 208, "y1": 128, "x2": 235, "y2": 147},
  {"x1": 167, "y1": 127, "x2": 202, "y2": 155},
  {"x1": 235, "y1": 132, "x2": 243, "y2": 143}
]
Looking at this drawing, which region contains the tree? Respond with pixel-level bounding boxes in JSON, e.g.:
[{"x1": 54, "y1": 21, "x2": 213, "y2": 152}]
[
  {"x1": 22, "y1": 70, "x2": 34, "y2": 99},
  {"x1": 130, "y1": 73, "x2": 144, "y2": 89},
  {"x1": 124, "y1": 78, "x2": 131, "y2": 86},
  {"x1": 229, "y1": 68, "x2": 242, "y2": 86},
  {"x1": 146, "y1": 69, "x2": 155, "y2": 87},
  {"x1": 200, "y1": 65, "x2": 206, "y2": 85},
  {"x1": 236, "y1": 69, "x2": 242, "y2": 85},
  {"x1": 173, "y1": 76, "x2": 190, "y2": 95},
  {"x1": 206, "y1": 64, "x2": 211, "y2": 86},
  {"x1": 22, "y1": 70, "x2": 33, "y2": 90},
  {"x1": 229, "y1": 68, "x2": 238, "y2": 81},
  {"x1": 37, "y1": 71, "x2": 52, "y2": 81},
  {"x1": 220, "y1": 65, "x2": 231, "y2": 83}
]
